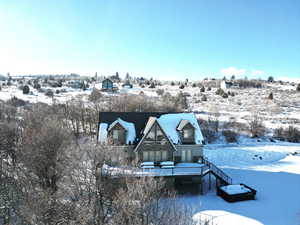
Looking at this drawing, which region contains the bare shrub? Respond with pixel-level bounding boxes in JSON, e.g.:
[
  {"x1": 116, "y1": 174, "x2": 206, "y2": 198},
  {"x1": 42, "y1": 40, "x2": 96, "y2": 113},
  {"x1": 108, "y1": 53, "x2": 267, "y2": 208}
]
[
  {"x1": 248, "y1": 115, "x2": 266, "y2": 138},
  {"x1": 198, "y1": 119, "x2": 217, "y2": 143},
  {"x1": 89, "y1": 87, "x2": 103, "y2": 102},
  {"x1": 222, "y1": 130, "x2": 238, "y2": 143},
  {"x1": 156, "y1": 89, "x2": 164, "y2": 96},
  {"x1": 274, "y1": 126, "x2": 300, "y2": 143}
]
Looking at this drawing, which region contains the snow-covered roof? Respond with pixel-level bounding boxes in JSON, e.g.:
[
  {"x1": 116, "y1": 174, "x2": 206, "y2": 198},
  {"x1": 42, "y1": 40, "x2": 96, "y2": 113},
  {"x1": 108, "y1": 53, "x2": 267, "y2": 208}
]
[
  {"x1": 157, "y1": 113, "x2": 204, "y2": 144},
  {"x1": 98, "y1": 123, "x2": 108, "y2": 144},
  {"x1": 107, "y1": 118, "x2": 136, "y2": 144}
]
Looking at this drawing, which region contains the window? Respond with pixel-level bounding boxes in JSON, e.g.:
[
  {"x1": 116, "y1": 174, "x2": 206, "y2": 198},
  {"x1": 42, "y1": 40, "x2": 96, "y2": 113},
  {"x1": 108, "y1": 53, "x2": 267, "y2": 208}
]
[
  {"x1": 181, "y1": 150, "x2": 192, "y2": 162},
  {"x1": 149, "y1": 151, "x2": 155, "y2": 161},
  {"x1": 155, "y1": 151, "x2": 161, "y2": 161},
  {"x1": 156, "y1": 128, "x2": 164, "y2": 141},
  {"x1": 146, "y1": 127, "x2": 156, "y2": 141},
  {"x1": 113, "y1": 130, "x2": 119, "y2": 139},
  {"x1": 143, "y1": 151, "x2": 149, "y2": 161},
  {"x1": 183, "y1": 129, "x2": 193, "y2": 139},
  {"x1": 162, "y1": 151, "x2": 168, "y2": 161}
]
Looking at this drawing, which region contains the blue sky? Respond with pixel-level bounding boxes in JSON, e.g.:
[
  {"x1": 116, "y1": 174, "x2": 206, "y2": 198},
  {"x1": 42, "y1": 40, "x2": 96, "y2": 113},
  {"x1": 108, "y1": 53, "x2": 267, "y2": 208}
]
[{"x1": 0, "y1": 0, "x2": 299, "y2": 80}]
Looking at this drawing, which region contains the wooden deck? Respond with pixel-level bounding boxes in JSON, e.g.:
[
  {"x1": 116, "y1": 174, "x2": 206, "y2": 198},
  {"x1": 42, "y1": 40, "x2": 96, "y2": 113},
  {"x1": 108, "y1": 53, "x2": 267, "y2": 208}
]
[{"x1": 102, "y1": 163, "x2": 210, "y2": 177}]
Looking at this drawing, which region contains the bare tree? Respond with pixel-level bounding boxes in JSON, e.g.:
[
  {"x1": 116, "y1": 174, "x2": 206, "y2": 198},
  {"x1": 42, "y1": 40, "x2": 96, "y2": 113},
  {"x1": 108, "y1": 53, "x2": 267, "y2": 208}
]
[{"x1": 248, "y1": 115, "x2": 266, "y2": 138}]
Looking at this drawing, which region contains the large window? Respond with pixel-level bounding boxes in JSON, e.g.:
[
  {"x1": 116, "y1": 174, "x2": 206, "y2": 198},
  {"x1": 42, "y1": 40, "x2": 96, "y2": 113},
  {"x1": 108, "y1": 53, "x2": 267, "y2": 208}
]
[
  {"x1": 181, "y1": 150, "x2": 192, "y2": 162},
  {"x1": 146, "y1": 127, "x2": 156, "y2": 141},
  {"x1": 145, "y1": 124, "x2": 167, "y2": 144},
  {"x1": 142, "y1": 151, "x2": 168, "y2": 162}
]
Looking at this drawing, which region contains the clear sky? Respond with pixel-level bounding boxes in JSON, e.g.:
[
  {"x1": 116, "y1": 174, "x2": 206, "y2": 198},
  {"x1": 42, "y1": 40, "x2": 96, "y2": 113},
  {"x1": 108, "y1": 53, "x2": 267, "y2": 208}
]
[{"x1": 0, "y1": 0, "x2": 299, "y2": 81}]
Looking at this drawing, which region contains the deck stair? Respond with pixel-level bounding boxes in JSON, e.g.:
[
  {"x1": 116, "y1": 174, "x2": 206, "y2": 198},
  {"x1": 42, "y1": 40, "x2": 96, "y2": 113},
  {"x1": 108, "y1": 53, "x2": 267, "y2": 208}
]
[{"x1": 200, "y1": 156, "x2": 232, "y2": 186}]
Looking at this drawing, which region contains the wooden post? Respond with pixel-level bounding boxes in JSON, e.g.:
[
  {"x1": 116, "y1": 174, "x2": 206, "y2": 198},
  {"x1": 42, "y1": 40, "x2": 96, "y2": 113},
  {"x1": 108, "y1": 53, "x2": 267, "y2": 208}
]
[
  {"x1": 200, "y1": 176, "x2": 203, "y2": 195},
  {"x1": 209, "y1": 172, "x2": 211, "y2": 190}
]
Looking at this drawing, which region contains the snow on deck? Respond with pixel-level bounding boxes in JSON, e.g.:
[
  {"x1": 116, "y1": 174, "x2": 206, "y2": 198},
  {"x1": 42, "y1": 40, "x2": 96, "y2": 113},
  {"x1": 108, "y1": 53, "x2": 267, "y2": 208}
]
[
  {"x1": 102, "y1": 163, "x2": 208, "y2": 177},
  {"x1": 157, "y1": 113, "x2": 204, "y2": 144}
]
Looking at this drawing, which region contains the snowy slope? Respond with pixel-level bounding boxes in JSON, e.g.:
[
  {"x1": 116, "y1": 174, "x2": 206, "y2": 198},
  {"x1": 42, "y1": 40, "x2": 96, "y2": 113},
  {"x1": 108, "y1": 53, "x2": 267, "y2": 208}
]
[{"x1": 179, "y1": 142, "x2": 300, "y2": 225}]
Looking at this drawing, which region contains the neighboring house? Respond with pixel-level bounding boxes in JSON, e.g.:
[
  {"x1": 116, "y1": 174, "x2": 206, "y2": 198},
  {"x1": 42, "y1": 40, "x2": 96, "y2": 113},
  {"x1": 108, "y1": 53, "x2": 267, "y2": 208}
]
[
  {"x1": 67, "y1": 80, "x2": 82, "y2": 89},
  {"x1": 98, "y1": 112, "x2": 204, "y2": 164},
  {"x1": 0, "y1": 74, "x2": 8, "y2": 81},
  {"x1": 220, "y1": 80, "x2": 233, "y2": 89},
  {"x1": 122, "y1": 80, "x2": 133, "y2": 88},
  {"x1": 101, "y1": 78, "x2": 118, "y2": 92}
]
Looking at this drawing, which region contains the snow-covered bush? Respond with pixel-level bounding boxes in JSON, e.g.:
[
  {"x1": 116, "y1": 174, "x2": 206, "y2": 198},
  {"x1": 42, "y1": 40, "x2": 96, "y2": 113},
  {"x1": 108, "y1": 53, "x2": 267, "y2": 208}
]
[
  {"x1": 222, "y1": 130, "x2": 238, "y2": 143},
  {"x1": 89, "y1": 88, "x2": 102, "y2": 102},
  {"x1": 179, "y1": 84, "x2": 185, "y2": 89},
  {"x1": 274, "y1": 126, "x2": 300, "y2": 143},
  {"x1": 156, "y1": 89, "x2": 164, "y2": 96},
  {"x1": 45, "y1": 89, "x2": 54, "y2": 97},
  {"x1": 215, "y1": 88, "x2": 224, "y2": 96},
  {"x1": 268, "y1": 92, "x2": 273, "y2": 100},
  {"x1": 33, "y1": 83, "x2": 41, "y2": 89},
  {"x1": 149, "y1": 83, "x2": 155, "y2": 88},
  {"x1": 201, "y1": 95, "x2": 207, "y2": 101},
  {"x1": 23, "y1": 85, "x2": 30, "y2": 94}
]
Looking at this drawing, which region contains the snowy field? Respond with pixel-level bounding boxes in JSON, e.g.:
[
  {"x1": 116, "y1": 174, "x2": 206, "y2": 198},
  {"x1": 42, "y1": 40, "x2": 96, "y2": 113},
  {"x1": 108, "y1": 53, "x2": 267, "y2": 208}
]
[{"x1": 180, "y1": 141, "x2": 300, "y2": 225}]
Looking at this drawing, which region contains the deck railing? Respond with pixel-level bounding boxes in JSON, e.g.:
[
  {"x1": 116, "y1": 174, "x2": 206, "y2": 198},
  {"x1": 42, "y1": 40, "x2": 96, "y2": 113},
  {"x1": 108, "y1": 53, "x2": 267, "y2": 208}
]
[{"x1": 200, "y1": 156, "x2": 232, "y2": 185}]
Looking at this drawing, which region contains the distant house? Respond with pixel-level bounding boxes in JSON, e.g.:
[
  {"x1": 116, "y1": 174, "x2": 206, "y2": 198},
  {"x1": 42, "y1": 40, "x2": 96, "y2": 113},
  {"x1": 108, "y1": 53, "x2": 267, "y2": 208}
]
[
  {"x1": 220, "y1": 80, "x2": 233, "y2": 89},
  {"x1": 101, "y1": 78, "x2": 118, "y2": 92},
  {"x1": 0, "y1": 74, "x2": 8, "y2": 81},
  {"x1": 122, "y1": 80, "x2": 133, "y2": 89},
  {"x1": 67, "y1": 80, "x2": 82, "y2": 89}
]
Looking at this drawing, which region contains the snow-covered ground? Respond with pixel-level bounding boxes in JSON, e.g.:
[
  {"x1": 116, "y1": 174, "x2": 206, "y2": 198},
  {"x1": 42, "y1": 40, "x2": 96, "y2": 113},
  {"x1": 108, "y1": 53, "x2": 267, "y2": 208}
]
[{"x1": 180, "y1": 141, "x2": 300, "y2": 225}]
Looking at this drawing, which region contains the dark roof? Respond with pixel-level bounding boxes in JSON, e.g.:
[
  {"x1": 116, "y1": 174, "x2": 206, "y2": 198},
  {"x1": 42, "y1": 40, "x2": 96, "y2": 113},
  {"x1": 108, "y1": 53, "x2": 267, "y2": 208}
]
[{"x1": 98, "y1": 112, "x2": 180, "y2": 142}]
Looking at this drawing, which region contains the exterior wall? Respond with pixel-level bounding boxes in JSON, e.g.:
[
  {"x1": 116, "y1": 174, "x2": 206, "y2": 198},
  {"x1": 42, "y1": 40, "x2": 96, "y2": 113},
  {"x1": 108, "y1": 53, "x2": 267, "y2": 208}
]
[
  {"x1": 173, "y1": 145, "x2": 203, "y2": 163},
  {"x1": 102, "y1": 79, "x2": 113, "y2": 90},
  {"x1": 138, "y1": 143, "x2": 173, "y2": 163}
]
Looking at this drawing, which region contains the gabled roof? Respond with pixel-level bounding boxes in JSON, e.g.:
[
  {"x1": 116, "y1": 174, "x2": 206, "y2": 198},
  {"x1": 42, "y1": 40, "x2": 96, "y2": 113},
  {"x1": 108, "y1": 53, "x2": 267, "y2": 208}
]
[
  {"x1": 98, "y1": 112, "x2": 169, "y2": 143},
  {"x1": 177, "y1": 119, "x2": 195, "y2": 131},
  {"x1": 106, "y1": 118, "x2": 136, "y2": 144},
  {"x1": 98, "y1": 112, "x2": 204, "y2": 145},
  {"x1": 134, "y1": 118, "x2": 177, "y2": 152},
  {"x1": 157, "y1": 113, "x2": 204, "y2": 144},
  {"x1": 143, "y1": 117, "x2": 157, "y2": 135},
  {"x1": 102, "y1": 78, "x2": 113, "y2": 83}
]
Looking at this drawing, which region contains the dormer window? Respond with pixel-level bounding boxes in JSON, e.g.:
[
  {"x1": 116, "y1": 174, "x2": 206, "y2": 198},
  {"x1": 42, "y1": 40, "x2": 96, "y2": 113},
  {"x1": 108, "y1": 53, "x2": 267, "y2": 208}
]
[
  {"x1": 113, "y1": 129, "x2": 120, "y2": 140},
  {"x1": 183, "y1": 128, "x2": 193, "y2": 139},
  {"x1": 177, "y1": 119, "x2": 195, "y2": 144},
  {"x1": 108, "y1": 118, "x2": 136, "y2": 145}
]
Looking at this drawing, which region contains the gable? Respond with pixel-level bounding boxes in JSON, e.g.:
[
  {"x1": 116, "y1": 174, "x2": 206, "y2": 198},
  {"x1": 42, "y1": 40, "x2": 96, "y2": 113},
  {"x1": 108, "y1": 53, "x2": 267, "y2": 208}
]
[{"x1": 135, "y1": 120, "x2": 176, "y2": 152}]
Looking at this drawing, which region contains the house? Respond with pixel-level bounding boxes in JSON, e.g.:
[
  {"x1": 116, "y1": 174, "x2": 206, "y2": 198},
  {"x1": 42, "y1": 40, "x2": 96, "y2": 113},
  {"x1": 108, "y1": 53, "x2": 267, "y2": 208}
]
[
  {"x1": 0, "y1": 74, "x2": 8, "y2": 81},
  {"x1": 122, "y1": 80, "x2": 133, "y2": 89},
  {"x1": 101, "y1": 78, "x2": 118, "y2": 92},
  {"x1": 220, "y1": 80, "x2": 233, "y2": 89},
  {"x1": 98, "y1": 112, "x2": 236, "y2": 191},
  {"x1": 98, "y1": 112, "x2": 204, "y2": 164}
]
